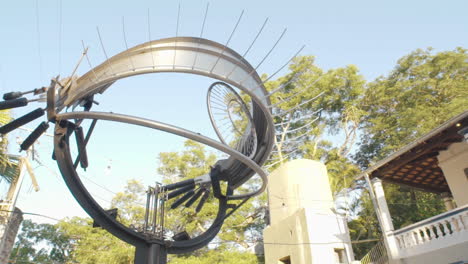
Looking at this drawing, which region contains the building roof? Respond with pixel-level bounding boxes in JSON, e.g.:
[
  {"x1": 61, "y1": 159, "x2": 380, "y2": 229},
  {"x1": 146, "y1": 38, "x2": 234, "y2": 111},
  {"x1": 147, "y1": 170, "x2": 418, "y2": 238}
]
[{"x1": 356, "y1": 111, "x2": 468, "y2": 193}]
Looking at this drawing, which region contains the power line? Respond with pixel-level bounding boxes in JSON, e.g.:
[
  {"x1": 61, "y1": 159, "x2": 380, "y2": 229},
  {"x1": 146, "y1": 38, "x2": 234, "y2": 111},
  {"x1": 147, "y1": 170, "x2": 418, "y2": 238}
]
[
  {"x1": 80, "y1": 174, "x2": 117, "y2": 195},
  {"x1": 0, "y1": 209, "x2": 60, "y2": 222},
  {"x1": 35, "y1": 0, "x2": 43, "y2": 82}
]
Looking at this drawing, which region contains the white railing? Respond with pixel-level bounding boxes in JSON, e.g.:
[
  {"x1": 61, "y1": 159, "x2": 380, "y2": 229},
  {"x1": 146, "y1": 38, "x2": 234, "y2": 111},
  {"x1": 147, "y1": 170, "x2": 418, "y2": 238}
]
[{"x1": 392, "y1": 204, "x2": 468, "y2": 257}]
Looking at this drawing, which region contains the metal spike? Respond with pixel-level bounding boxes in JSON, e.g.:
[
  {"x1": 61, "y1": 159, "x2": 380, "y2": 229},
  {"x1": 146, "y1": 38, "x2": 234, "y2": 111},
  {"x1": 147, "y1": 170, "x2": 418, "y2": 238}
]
[
  {"x1": 226, "y1": 17, "x2": 269, "y2": 79},
  {"x1": 259, "y1": 45, "x2": 305, "y2": 87},
  {"x1": 274, "y1": 93, "x2": 324, "y2": 116},
  {"x1": 239, "y1": 28, "x2": 287, "y2": 86},
  {"x1": 192, "y1": 3, "x2": 210, "y2": 70},
  {"x1": 173, "y1": 4, "x2": 181, "y2": 69},
  {"x1": 81, "y1": 41, "x2": 99, "y2": 82},
  {"x1": 269, "y1": 76, "x2": 323, "y2": 108},
  {"x1": 122, "y1": 17, "x2": 136, "y2": 71},
  {"x1": 277, "y1": 116, "x2": 320, "y2": 135},
  {"x1": 266, "y1": 70, "x2": 304, "y2": 97},
  {"x1": 147, "y1": 8, "x2": 156, "y2": 69},
  {"x1": 275, "y1": 111, "x2": 321, "y2": 126},
  {"x1": 210, "y1": 9, "x2": 244, "y2": 73},
  {"x1": 96, "y1": 27, "x2": 116, "y2": 76}
]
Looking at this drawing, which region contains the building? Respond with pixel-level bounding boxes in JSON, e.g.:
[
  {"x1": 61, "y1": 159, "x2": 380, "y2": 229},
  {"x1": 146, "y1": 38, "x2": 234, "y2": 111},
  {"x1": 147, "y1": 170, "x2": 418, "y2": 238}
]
[
  {"x1": 263, "y1": 159, "x2": 355, "y2": 264},
  {"x1": 357, "y1": 111, "x2": 468, "y2": 264}
]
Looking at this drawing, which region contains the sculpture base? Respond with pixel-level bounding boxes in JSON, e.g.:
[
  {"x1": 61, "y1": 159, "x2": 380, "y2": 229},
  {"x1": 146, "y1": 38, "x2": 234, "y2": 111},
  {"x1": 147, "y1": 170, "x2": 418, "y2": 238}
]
[{"x1": 135, "y1": 244, "x2": 167, "y2": 264}]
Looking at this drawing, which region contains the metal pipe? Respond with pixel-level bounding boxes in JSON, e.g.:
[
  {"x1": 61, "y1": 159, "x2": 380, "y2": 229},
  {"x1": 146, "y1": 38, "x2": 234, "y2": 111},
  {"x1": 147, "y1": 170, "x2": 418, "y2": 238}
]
[
  {"x1": 144, "y1": 186, "x2": 151, "y2": 232},
  {"x1": 56, "y1": 111, "x2": 268, "y2": 200},
  {"x1": 152, "y1": 186, "x2": 159, "y2": 235}
]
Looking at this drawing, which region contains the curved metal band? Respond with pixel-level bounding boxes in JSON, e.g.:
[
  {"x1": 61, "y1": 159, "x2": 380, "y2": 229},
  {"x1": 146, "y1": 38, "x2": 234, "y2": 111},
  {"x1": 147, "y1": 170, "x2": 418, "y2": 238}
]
[
  {"x1": 61, "y1": 37, "x2": 269, "y2": 108},
  {"x1": 53, "y1": 123, "x2": 228, "y2": 253},
  {"x1": 55, "y1": 111, "x2": 267, "y2": 200},
  {"x1": 57, "y1": 37, "x2": 275, "y2": 192}
]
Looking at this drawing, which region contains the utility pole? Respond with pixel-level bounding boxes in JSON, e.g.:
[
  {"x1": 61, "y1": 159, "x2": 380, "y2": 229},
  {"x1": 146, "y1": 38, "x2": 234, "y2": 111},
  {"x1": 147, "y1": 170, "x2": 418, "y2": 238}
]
[
  {"x1": 0, "y1": 152, "x2": 40, "y2": 264},
  {"x1": 0, "y1": 159, "x2": 26, "y2": 264}
]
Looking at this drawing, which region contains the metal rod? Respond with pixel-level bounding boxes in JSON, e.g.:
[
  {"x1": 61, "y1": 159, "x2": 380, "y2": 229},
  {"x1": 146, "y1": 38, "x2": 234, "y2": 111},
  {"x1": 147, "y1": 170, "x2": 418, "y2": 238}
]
[
  {"x1": 210, "y1": 10, "x2": 244, "y2": 73},
  {"x1": 275, "y1": 109, "x2": 322, "y2": 126},
  {"x1": 73, "y1": 119, "x2": 98, "y2": 169},
  {"x1": 160, "y1": 191, "x2": 165, "y2": 237},
  {"x1": 173, "y1": 4, "x2": 181, "y2": 70},
  {"x1": 226, "y1": 17, "x2": 269, "y2": 79},
  {"x1": 56, "y1": 111, "x2": 267, "y2": 200},
  {"x1": 223, "y1": 197, "x2": 250, "y2": 220},
  {"x1": 66, "y1": 46, "x2": 88, "y2": 88},
  {"x1": 275, "y1": 95, "x2": 322, "y2": 116},
  {"x1": 280, "y1": 116, "x2": 319, "y2": 135},
  {"x1": 267, "y1": 70, "x2": 303, "y2": 96},
  {"x1": 260, "y1": 45, "x2": 305, "y2": 87},
  {"x1": 122, "y1": 17, "x2": 136, "y2": 71},
  {"x1": 96, "y1": 27, "x2": 116, "y2": 76},
  {"x1": 282, "y1": 128, "x2": 311, "y2": 142},
  {"x1": 239, "y1": 28, "x2": 287, "y2": 85},
  {"x1": 271, "y1": 90, "x2": 324, "y2": 110},
  {"x1": 144, "y1": 187, "x2": 151, "y2": 231},
  {"x1": 270, "y1": 78, "x2": 322, "y2": 108},
  {"x1": 147, "y1": 8, "x2": 156, "y2": 69},
  {"x1": 192, "y1": 3, "x2": 209, "y2": 70},
  {"x1": 81, "y1": 41, "x2": 99, "y2": 82},
  {"x1": 152, "y1": 186, "x2": 159, "y2": 234}
]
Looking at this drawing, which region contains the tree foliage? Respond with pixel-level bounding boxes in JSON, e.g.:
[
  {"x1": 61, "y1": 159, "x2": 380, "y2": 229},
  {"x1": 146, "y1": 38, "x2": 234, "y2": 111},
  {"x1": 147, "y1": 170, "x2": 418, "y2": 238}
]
[
  {"x1": 0, "y1": 109, "x2": 14, "y2": 183},
  {"x1": 266, "y1": 56, "x2": 365, "y2": 197},
  {"x1": 9, "y1": 219, "x2": 72, "y2": 264},
  {"x1": 356, "y1": 47, "x2": 468, "y2": 167},
  {"x1": 349, "y1": 47, "x2": 466, "y2": 258},
  {"x1": 158, "y1": 140, "x2": 266, "y2": 252},
  {"x1": 7, "y1": 47, "x2": 466, "y2": 263}
]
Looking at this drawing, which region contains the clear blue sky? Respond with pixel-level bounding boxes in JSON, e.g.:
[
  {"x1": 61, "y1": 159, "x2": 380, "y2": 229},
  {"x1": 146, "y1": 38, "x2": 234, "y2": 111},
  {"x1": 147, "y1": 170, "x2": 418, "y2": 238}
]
[{"x1": 0, "y1": 0, "x2": 466, "y2": 223}]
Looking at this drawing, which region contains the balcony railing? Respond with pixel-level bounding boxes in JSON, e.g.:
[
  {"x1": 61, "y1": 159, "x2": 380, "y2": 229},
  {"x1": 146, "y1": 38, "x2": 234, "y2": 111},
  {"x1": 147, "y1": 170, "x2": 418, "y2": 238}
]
[{"x1": 392, "y1": 204, "x2": 468, "y2": 258}]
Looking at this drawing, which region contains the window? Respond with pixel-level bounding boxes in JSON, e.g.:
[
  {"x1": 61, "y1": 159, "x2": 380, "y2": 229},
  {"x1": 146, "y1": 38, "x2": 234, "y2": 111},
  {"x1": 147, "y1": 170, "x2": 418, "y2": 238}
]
[
  {"x1": 334, "y1": 248, "x2": 348, "y2": 264},
  {"x1": 279, "y1": 256, "x2": 291, "y2": 264}
]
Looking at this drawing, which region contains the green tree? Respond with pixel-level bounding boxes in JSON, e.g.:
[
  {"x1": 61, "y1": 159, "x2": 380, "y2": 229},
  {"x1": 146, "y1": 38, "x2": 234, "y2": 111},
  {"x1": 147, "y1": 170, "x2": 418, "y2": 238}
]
[
  {"x1": 266, "y1": 56, "x2": 366, "y2": 197},
  {"x1": 9, "y1": 219, "x2": 72, "y2": 264},
  {"x1": 56, "y1": 180, "x2": 144, "y2": 264},
  {"x1": 159, "y1": 140, "x2": 266, "y2": 254},
  {"x1": 58, "y1": 217, "x2": 134, "y2": 264},
  {"x1": 355, "y1": 47, "x2": 468, "y2": 167},
  {"x1": 0, "y1": 109, "x2": 16, "y2": 183},
  {"x1": 349, "y1": 47, "x2": 467, "y2": 259},
  {"x1": 55, "y1": 141, "x2": 261, "y2": 264}
]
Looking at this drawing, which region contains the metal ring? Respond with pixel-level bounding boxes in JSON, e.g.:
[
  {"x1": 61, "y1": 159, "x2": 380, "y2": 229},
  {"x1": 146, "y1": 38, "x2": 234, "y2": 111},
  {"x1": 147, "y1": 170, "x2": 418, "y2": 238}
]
[{"x1": 55, "y1": 111, "x2": 268, "y2": 200}]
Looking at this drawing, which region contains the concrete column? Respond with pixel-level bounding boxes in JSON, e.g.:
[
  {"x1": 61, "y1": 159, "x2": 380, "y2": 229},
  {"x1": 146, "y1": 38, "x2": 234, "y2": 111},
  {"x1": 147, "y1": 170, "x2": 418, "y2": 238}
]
[
  {"x1": 441, "y1": 192, "x2": 456, "y2": 211},
  {"x1": 438, "y1": 142, "x2": 468, "y2": 206},
  {"x1": 370, "y1": 178, "x2": 402, "y2": 264},
  {"x1": 372, "y1": 179, "x2": 394, "y2": 232}
]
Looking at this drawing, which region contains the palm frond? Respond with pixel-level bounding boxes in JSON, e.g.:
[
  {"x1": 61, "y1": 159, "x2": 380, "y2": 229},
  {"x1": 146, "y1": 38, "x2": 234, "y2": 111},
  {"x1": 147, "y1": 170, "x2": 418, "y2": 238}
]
[{"x1": 0, "y1": 155, "x2": 20, "y2": 183}]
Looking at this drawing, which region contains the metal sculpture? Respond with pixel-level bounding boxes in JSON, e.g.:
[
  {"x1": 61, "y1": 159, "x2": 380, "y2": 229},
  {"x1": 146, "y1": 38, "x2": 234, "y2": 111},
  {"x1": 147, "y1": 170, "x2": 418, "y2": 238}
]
[
  {"x1": 0, "y1": 5, "x2": 325, "y2": 262},
  {"x1": 0, "y1": 34, "x2": 280, "y2": 262}
]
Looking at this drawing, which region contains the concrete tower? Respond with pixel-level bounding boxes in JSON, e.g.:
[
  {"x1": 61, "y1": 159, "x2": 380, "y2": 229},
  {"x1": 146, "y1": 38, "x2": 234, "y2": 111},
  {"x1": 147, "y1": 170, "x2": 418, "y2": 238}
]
[{"x1": 263, "y1": 159, "x2": 354, "y2": 264}]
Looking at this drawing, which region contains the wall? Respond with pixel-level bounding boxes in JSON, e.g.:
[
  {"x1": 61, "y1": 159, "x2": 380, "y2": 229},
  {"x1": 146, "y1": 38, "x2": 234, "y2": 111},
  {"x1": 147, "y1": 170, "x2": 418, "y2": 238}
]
[
  {"x1": 268, "y1": 159, "x2": 335, "y2": 225},
  {"x1": 263, "y1": 159, "x2": 354, "y2": 264},
  {"x1": 401, "y1": 241, "x2": 468, "y2": 264},
  {"x1": 438, "y1": 142, "x2": 468, "y2": 206},
  {"x1": 264, "y1": 208, "x2": 313, "y2": 264}
]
